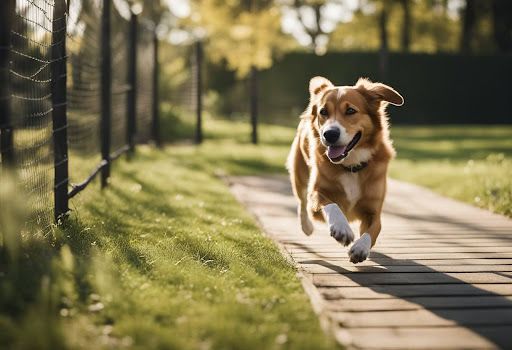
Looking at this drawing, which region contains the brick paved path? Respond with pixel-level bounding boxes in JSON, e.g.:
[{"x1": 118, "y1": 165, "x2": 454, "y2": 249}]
[{"x1": 228, "y1": 175, "x2": 512, "y2": 350}]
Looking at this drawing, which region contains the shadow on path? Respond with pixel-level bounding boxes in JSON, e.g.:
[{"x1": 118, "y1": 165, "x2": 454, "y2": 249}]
[{"x1": 298, "y1": 248, "x2": 512, "y2": 349}]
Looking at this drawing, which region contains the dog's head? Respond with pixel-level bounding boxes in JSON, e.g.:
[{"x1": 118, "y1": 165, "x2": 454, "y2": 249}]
[{"x1": 307, "y1": 76, "x2": 404, "y2": 164}]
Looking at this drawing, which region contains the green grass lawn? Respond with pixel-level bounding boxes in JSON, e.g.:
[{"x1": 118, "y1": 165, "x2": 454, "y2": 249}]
[
  {"x1": 389, "y1": 126, "x2": 512, "y2": 217},
  {"x1": 1, "y1": 130, "x2": 337, "y2": 349}
]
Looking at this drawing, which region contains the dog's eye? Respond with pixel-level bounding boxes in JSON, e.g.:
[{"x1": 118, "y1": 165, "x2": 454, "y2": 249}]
[
  {"x1": 346, "y1": 107, "x2": 357, "y2": 115},
  {"x1": 319, "y1": 107, "x2": 328, "y2": 117}
]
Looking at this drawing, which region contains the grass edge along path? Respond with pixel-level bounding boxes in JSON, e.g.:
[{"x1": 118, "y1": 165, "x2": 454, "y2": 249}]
[{"x1": 0, "y1": 145, "x2": 338, "y2": 350}]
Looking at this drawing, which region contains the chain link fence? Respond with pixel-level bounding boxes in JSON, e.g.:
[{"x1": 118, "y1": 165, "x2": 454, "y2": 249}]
[{"x1": 0, "y1": 0, "x2": 159, "y2": 230}]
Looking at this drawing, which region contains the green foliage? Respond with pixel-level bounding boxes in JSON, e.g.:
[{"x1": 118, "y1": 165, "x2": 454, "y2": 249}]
[
  {"x1": 329, "y1": 0, "x2": 462, "y2": 53},
  {"x1": 184, "y1": 0, "x2": 295, "y2": 77},
  {"x1": 158, "y1": 42, "x2": 193, "y2": 108},
  {"x1": 159, "y1": 102, "x2": 196, "y2": 143},
  {"x1": 409, "y1": 1, "x2": 461, "y2": 53}
]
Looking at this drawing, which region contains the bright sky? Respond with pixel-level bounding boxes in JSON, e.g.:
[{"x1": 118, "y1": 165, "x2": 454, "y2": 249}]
[{"x1": 167, "y1": 0, "x2": 191, "y2": 18}]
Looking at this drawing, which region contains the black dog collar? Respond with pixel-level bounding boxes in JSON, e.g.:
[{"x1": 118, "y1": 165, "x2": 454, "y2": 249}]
[{"x1": 341, "y1": 162, "x2": 368, "y2": 173}]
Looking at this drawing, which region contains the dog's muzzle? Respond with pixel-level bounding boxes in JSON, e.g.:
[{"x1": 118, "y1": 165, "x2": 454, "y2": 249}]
[
  {"x1": 326, "y1": 131, "x2": 363, "y2": 162},
  {"x1": 322, "y1": 128, "x2": 340, "y2": 145}
]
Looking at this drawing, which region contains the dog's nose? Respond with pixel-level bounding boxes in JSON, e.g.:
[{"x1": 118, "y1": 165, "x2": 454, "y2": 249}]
[{"x1": 323, "y1": 129, "x2": 340, "y2": 144}]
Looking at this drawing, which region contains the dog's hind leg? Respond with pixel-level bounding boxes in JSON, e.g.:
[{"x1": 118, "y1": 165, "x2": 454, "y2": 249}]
[{"x1": 287, "y1": 136, "x2": 314, "y2": 235}]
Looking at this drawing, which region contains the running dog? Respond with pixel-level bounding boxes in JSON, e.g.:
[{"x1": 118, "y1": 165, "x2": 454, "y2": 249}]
[{"x1": 287, "y1": 76, "x2": 404, "y2": 263}]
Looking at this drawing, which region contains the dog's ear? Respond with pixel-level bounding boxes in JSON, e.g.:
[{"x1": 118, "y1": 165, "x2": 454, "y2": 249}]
[
  {"x1": 309, "y1": 76, "x2": 333, "y2": 99},
  {"x1": 356, "y1": 78, "x2": 404, "y2": 106}
]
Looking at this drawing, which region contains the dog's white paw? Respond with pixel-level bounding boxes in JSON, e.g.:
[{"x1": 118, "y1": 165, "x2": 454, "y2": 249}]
[
  {"x1": 348, "y1": 233, "x2": 372, "y2": 264},
  {"x1": 323, "y1": 204, "x2": 354, "y2": 246},
  {"x1": 329, "y1": 221, "x2": 354, "y2": 246}
]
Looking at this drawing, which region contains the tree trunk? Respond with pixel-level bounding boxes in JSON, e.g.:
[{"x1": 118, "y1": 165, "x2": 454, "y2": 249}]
[
  {"x1": 492, "y1": 0, "x2": 512, "y2": 53},
  {"x1": 249, "y1": 66, "x2": 258, "y2": 144},
  {"x1": 379, "y1": 2, "x2": 389, "y2": 80},
  {"x1": 400, "y1": 0, "x2": 411, "y2": 52},
  {"x1": 194, "y1": 41, "x2": 203, "y2": 144},
  {"x1": 460, "y1": 0, "x2": 476, "y2": 54},
  {"x1": 294, "y1": 0, "x2": 324, "y2": 52},
  {"x1": 313, "y1": 3, "x2": 322, "y2": 51}
]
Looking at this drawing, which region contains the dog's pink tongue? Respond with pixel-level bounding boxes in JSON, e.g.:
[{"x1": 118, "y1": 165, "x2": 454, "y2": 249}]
[{"x1": 327, "y1": 145, "x2": 346, "y2": 159}]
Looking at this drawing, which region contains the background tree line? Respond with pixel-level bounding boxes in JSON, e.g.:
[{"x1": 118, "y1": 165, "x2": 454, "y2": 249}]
[
  {"x1": 128, "y1": 0, "x2": 511, "y2": 77},
  {"x1": 124, "y1": 0, "x2": 511, "y2": 128}
]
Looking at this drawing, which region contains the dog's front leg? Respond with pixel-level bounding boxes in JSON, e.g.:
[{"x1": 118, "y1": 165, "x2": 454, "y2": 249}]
[
  {"x1": 323, "y1": 203, "x2": 354, "y2": 246},
  {"x1": 309, "y1": 189, "x2": 354, "y2": 246},
  {"x1": 349, "y1": 213, "x2": 381, "y2": 263}
]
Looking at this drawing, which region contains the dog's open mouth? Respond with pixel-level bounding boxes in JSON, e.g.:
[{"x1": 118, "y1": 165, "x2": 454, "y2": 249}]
[{"x1": 327, "y1": 131, "x2": 362, "y2": 162}]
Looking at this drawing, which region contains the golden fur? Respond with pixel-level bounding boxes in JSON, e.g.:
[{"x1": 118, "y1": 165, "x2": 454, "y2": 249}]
[{"x1": 287, "y1": 76, "x2": 404, "y2": 259}]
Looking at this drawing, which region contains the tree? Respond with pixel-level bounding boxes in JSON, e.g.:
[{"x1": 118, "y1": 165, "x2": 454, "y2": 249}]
[
  {"x1": 460, "y1": 0, "x2": 476, "y2": 53},
  {"x1": 399, "y1": 0, "x2": 411, "y2": 51},
  {"x1": 290, "y1": 0, "x2": 326, "y2": 52},
  {"x1": 492, "y1": 0, "x2": 512, "y2": 53},
  {"x1": 278, "y1": 0, "x2": 360, "y2": 54},
  {"x1": 378, "y1": 1, "x2": 390, "y2": 80},
  {"x1": 185, "y1": 0, "x2": 290, "y2": 77}
]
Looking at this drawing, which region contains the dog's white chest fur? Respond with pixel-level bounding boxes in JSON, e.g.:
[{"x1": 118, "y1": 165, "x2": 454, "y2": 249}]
[{"x1": 339, "y1": 173, "x2": 360, "y2": 208}]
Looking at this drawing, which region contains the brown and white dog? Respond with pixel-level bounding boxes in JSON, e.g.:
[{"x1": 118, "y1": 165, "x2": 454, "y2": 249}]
[{"x1": 287, "y1": 76, "x2": 404, "y2": 263}]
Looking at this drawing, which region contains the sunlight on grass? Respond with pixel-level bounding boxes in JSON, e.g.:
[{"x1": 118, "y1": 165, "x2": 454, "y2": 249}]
[
  {"x1": 390, "y1": 126, "x2": 512, "y2": 217},
  {"x1": 68, "y1": 146, "x2": 337, "y2": 349},
  {"x1": 1, "y1": 142, "x2": 336, "y2": 349}
]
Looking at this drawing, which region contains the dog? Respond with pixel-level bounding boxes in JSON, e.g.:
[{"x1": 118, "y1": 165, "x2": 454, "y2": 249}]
[{"x1": 287, "y1": 76, "x2": 404, "y2": 263}]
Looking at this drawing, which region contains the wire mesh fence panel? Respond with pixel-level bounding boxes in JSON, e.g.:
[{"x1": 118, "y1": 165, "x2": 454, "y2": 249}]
[
  {"x1": 184, "y1": 47, "x2": 197, "y2": 118},
  {"x1": 170, "y1": 42, "x2": 202, "y2": 143},
  {"x1": 156, "y1": 42, "x2": 196, "y2": 143},
  {"x1": 110, "y1": 1, "x2": 129, "y2": 153},
  {"x1": 8, "y1": 0, "x2": 59, "y2": 229},
  {"x1": 135, "y1": 23, "x2": 154, "y2": 144},
  {"x1": 67, "y1": 0, "x2": 102, "y2": 184},
  {"x1": 1, "y1": 0, "x2": 159, "y2": 228},
  {"x1": 171, "y1": 44, "x2": 196, "y2": 118},
  {"x1": 191, "y1": 42, "x2": 203, "y2": 143}
]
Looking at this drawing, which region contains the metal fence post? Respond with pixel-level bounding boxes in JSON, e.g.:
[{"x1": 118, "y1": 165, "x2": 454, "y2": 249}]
[
  {"x1": 0, "y1": 0, "x2": 14, "y2": 168},
  {"x1": 127, "y1": 12, "x2": 137, "y2": 155},
  {"x1": 151, "y1": 30, "x2": 160, "y2": 147},
  {"x1": 194, "y1": 41, "x2": 203, "y2": 145},
  {"x1": 250, "y1": 66, "x2": 258, "y2": 145},
  {"x1": 100, "y1": 0, "x2": 111, "y2": 187},
  {"x1": 51, "y1": 0, "x2": 69, "y2": 221}
]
